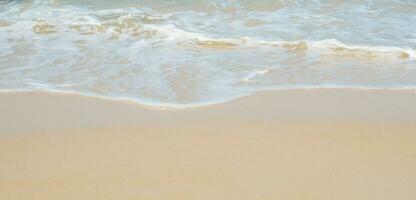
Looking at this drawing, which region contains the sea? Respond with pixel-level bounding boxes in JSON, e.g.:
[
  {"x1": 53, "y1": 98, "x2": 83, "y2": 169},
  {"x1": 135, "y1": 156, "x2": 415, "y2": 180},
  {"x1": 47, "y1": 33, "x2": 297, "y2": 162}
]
[{"x1": 1, "y1": 0, "x2": 415, "y2": 107}]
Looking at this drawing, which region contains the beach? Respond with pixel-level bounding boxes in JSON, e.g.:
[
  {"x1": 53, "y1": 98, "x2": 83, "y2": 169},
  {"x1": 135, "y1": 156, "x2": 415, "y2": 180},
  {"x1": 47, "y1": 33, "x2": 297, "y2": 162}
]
[
  {"x1": 1, "y1": 0, "x2": 416, "y2": 199},
  {"x1": 1, "y1": 89, "x2": 416, "y2": 200}
]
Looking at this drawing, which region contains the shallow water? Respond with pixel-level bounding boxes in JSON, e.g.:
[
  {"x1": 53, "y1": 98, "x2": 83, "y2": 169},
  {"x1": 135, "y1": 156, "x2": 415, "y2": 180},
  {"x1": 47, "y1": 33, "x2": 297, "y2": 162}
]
[{"x1": 1, "y1": 0, "x2": 415, "y2": 107}]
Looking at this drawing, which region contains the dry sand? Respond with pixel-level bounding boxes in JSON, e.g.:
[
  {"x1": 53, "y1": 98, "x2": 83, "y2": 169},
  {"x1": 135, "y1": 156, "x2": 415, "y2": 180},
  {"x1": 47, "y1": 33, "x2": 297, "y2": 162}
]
[{"x1": 1, "y1": 89, "x2": 416, "y2": 200}]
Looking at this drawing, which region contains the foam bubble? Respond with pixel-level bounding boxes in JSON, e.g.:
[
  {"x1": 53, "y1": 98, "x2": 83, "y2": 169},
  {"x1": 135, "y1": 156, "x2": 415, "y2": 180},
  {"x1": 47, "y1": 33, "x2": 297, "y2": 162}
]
[{"x1": 0, "y1": 0, "x2": 415, "y2": 107}]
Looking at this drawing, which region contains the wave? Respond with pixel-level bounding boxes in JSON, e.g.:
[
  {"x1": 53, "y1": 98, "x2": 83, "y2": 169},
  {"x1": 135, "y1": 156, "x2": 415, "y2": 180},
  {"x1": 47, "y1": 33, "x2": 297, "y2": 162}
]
[
  {"x1": 1, "y1": 0, "x2": 415, "y2": 58},
  {"x1": 1, "y1": 0, "x2": 416, "y2": 108},
  {"x1": 4, "y1": 18, "x2": 413, "y2": 60},
  {"x1": 136, "y1": 24, "x2": 416, "y2": 60}
]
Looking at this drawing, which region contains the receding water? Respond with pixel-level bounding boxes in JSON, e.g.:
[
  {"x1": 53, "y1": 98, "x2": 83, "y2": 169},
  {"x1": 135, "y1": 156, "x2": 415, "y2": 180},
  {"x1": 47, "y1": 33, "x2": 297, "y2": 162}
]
[{"x1": 1, "y1": 0, "x2": 415, "y2": 107}]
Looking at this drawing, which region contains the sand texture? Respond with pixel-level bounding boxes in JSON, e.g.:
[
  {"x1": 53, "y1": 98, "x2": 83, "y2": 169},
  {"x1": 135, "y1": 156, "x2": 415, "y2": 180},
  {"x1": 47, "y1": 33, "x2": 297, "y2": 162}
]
[{"x1": 1, "y1": 89, "x2": 416, "y2": 200}]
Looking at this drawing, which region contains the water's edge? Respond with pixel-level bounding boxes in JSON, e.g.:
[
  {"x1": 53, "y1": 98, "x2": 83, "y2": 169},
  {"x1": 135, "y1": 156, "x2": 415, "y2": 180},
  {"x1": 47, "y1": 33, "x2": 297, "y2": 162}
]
[{"x1": 2, "y1": 87, "x2": 416, "y2": 110}]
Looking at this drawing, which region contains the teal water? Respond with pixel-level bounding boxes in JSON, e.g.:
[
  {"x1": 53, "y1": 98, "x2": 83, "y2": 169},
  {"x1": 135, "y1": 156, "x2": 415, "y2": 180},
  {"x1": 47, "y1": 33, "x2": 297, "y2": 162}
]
[{"x1": 1, "y1": 0, "x2": 415, "y2": 107}]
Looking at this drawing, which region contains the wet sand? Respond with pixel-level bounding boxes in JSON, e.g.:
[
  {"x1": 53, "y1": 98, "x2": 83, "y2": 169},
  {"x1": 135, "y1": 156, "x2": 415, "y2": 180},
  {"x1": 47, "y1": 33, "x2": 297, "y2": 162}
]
[{"x1": 1, "y1": 89, "x2": 416, "y2": 200}]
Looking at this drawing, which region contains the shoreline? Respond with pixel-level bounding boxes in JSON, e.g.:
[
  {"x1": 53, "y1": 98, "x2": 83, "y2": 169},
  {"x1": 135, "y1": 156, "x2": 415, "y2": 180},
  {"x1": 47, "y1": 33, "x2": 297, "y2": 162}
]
[
  {"x1": 1, "y1": 87, "x2": 416, "y2": 109},
  {"x1": 1, "y1": 88, "x2": 416, "y2": 134}
]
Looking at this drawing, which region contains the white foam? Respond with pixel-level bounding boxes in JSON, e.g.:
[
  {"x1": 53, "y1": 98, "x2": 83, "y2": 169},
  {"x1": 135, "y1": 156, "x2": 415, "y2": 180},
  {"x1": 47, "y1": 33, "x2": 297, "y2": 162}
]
[
  {"x1": 243, "y1": 66, "x2": 277, "y2": 82},
  {"x1": 1, "y1": 0, "x2": 416, "y2": 107}
]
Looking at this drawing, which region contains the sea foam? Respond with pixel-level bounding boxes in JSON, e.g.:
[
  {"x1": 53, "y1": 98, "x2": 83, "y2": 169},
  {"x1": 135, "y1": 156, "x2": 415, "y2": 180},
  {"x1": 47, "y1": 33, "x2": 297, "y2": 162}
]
[{"x1": 0, "y1": 0, "x2": 415, "y2": 107}]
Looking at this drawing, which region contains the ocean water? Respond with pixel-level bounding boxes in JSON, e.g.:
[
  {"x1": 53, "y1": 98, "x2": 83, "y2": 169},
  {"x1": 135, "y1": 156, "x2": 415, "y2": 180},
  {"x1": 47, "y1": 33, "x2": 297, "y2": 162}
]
[{"x1": 0, "y1": 0, "x2": 415, "y2": 107}]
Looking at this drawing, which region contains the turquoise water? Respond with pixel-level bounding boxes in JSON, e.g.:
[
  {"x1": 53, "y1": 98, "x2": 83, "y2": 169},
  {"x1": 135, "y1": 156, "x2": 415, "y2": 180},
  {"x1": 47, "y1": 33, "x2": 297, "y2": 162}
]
[{"x1": 0, "y1": 0, "x2": 415, "y2": 107}]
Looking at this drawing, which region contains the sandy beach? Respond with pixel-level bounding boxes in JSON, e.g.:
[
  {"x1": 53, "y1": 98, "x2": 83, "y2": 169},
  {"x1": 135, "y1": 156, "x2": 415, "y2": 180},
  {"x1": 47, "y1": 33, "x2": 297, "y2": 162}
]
[
  {"x1": 1, "y1": 89, "x2": 416, "y2": 200},
  {"x1": 2, "y1": 0, "x2": 416, "y2": 199}
]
